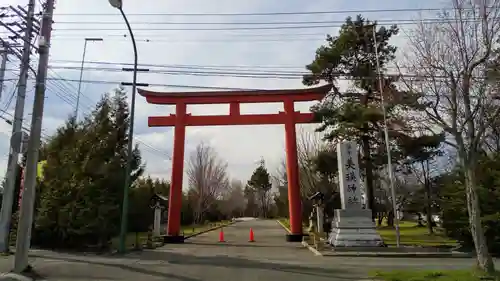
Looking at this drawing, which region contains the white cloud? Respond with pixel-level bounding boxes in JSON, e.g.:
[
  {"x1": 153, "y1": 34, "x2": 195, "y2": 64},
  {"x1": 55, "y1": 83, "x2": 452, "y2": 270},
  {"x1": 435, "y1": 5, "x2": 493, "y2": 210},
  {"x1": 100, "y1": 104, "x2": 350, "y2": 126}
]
[{"x1": 0, "y1": 0, "x2": 444, "y2": 187}]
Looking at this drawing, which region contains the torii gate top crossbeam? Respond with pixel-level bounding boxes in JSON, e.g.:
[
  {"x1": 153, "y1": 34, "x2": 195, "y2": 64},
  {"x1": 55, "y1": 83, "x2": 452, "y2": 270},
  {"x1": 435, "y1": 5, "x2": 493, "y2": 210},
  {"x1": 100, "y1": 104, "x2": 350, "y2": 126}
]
[{"x1": 138, "y1": 84, "x2": 332, "y2": 105}]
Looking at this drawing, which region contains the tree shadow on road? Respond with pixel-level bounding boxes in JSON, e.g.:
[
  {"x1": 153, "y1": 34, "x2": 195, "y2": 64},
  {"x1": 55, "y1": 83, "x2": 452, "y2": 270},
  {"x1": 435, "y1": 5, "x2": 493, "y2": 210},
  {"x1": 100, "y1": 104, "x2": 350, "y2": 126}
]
[
  {"x1": 30, "y1": 253, "x2": 202, "y2": 281},
  {"x1": 184, "y1": 241, "x2": 304, "y2": 249},
  {"x1": 141, "y1": 251, "x2": 356, "y2": 278},
  {"x1": 30, "y1": 250, "x2": 362, "y2": 280}
]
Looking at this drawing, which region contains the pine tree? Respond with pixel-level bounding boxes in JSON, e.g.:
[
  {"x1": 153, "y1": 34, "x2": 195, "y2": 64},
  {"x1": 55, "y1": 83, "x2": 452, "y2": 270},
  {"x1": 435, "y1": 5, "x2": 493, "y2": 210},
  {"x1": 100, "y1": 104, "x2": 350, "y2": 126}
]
[
  {"x1": 243, "y1": 185, "x2": 257, "y2": 217},
  {"x1": 304, "y1": 15, "x2": 431, "y2": 219},
  {"x1": 34, "y1": 117, "x2": 84, "y2": 247},
  {"x1": 398, "y1": 132, "x2": 445, "y2": 233},
  {"x1": 129, "y1": 176, "x2": 170, "y2": 234},
  {"x1": 247, "y1": 165, "x2": 272, "y2": 218},
  {"x1": 34, "y1": 88, "x2": 144, "y2": 249}
]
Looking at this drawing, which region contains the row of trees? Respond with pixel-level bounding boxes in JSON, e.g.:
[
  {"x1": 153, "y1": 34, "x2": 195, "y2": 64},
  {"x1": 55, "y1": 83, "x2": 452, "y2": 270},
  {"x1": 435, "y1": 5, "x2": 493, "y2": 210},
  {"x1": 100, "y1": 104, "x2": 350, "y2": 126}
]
[
  {"x1": 0, "y1": 87, "x2": 279, "y2": 249},
  {"x1": 28, "y1": 88, "x2": 143, "y2": 249},
  {"x1": 289, "y1": 0, "x2": 500, "y2": 274},
  {"x1": 184, "y1": 143, "x2": 275, "y2": 222},
  {"x1": 1, "y1": 0, "x2": 498, "y2": 275}
]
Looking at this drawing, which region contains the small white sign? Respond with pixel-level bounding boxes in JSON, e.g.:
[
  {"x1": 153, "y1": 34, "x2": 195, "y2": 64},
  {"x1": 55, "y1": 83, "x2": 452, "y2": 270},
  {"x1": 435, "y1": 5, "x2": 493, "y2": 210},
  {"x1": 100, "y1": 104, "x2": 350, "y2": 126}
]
[{"x1": 337, "y1": 141, "x2": 362, "y2": 209}]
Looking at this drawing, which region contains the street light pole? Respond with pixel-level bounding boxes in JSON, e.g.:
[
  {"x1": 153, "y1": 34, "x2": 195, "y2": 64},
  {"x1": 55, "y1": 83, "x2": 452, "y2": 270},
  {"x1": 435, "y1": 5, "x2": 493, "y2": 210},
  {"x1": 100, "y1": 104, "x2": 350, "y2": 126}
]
[
  {"x1": 75, "y1": 37, "x2": 103, "y2": 120},
  {"x1": 372, "y1": 25, "x2": 401, "y2": 247},
  {"x1": 108, "y1": 0, "x2": 138, "y2": 253}
]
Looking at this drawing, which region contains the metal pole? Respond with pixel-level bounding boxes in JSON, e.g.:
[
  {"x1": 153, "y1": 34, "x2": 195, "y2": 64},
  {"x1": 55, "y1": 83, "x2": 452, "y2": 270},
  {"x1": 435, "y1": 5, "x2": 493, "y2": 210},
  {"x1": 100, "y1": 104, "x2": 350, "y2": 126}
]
[
  {"x1": 75, "y1": 38, "x2": 102, "y2": 120},
  {"x1": 117, "y1": 7, "x2": 138, "y2": 254},
  {"x1": 0, "y1": 0, "x2": 36, "y2": 254},
  {"x1": 14, "y1": 0, "x2": 54, "y2": 272},
  {"x1": 75, "y1": 39, "x2": 88, "y2": 120},
  {"x1": 372, "y1": 25, "x2": 400, "y2": 247},
  {"x1": 0, "y1": 48, "x2": 8, "y2": 100}
]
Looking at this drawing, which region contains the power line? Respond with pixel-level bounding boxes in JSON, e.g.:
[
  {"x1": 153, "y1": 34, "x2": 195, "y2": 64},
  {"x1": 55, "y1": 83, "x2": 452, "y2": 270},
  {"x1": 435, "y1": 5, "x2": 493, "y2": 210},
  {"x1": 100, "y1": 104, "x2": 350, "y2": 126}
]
[
  {"x1": 44, "y1": 64, "x2": 453, "y2": 82},
  {"x1": 52, "y1": 18, "x2": 450, "y2": 25},
  {"x1": 46, "y1": 65, "x2": 307, "y2": 77},
  {"x1": 47, "y1": 7, "x2": 480, "y2": 17},
  {"x1": 0, "y1": 9, "x2": 172, "y2": 168},
  {"x1": 40, "y1": 76, "x2": 452, "y2": 89},
  {"x1": 49, "y1": 38, "x2": 325, "y2": 44},
  {"x1": 49, "y1": 59, "x2": 307, "y2": 70},
  {"x1": 3, "y1": 17, "x2": 489, "y2": 41},
  {"x1": 48, "y1": 32, "x2": 337, "y2": 38},
  {"x1": 46, "y1": 77, "x2": 262, "y2": 90},
  {"x1": 43, "y1": 78, "x2": 172, "y2": 159},
  {"x1": 34, "y1": 68, "x2": 173, "y2": 159},
  {"x1": 50, "y1": 19, "x2": 486, "y2": 31},
  {"x1": 0, "y1": 75, "x2": 20, "y2": 116},
  {"x1": 0, "y1": 78, "x2": 18, "y2": 83},
  {"x1": 48, "y1": 61, "x2": 409, "y2": 72},
  {"x1": 48, "y1": 24, "x2": 367, "y2": 31},
  {"x1": 0, "y1": 108, "x2": 49, "y2": 141},
  {"x1": 1, "y1": 62, "x2": 173, "y2": 159}
]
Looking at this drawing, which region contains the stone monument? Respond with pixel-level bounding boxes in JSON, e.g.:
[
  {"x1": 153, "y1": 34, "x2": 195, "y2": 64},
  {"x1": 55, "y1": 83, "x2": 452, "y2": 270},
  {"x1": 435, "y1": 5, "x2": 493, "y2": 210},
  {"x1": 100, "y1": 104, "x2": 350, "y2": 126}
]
[{"x1": 328, "y1": 141, "x2": 384, "y2": 247}]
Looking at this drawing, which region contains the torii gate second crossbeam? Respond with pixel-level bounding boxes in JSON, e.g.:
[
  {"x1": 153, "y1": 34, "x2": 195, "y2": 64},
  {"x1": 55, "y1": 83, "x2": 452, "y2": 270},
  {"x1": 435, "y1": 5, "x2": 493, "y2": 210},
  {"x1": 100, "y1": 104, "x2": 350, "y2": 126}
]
[{"x1": 138, "y1": 84, "x2": 332, "y2": 243}]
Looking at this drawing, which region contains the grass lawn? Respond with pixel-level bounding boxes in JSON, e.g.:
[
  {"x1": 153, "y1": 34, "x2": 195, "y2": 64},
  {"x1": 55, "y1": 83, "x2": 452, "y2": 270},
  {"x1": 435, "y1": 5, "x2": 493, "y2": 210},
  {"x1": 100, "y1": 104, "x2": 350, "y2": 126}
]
[
  {"x1": 277, "y1": 218, "x2": 309, "y2": 233},
  {"x1": 111, "y1": 220, "x2": 231, "y2": 250},
  {"x1": 370, "y1": 269, "x2": 499, "y2": 281},
  {"x1": 378, "y1": 221, "x2": 458, "y2": 247},
  {"x1": 181, "y1": 221, "x2": 231, "y2": 237},
  {"x1": 277, "y1": 218, "x2": 291, "y2": 231},
  {"x1": 278, "y1": 218, "x2": 457, "y2": 247}
]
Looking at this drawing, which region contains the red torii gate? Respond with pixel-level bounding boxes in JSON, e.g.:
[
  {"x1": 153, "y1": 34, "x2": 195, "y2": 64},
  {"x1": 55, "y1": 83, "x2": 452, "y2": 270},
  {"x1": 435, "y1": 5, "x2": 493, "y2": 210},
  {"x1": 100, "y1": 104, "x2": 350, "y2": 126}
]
[{"x1": 138, "y1": 84, "x2": 332, "y2": 243}]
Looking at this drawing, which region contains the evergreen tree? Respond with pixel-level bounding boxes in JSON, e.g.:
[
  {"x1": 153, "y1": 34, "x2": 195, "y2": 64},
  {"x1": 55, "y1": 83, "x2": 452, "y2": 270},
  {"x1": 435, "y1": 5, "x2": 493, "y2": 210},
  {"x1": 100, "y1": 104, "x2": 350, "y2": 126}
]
[
  {"x1": 439, "y1": 154, "x2": 500, "y2": 254},
  {"x1": 34, "y1": 116, "x2": 77, "y2": 240},
  {"x1": 273, "y1": 185, "x2": 289, "y2": 218},
  {"x1": 34, "y1": 88, "x2": 144, "y2": 250},
  {"x1": 303, "y1": 15, "x2": 429, "y2": 219},
  {"x1": 247, "y1": 164, "x2": 272, "y2": 218},
  {"x1": 398, "y1": 133, "x2": 445, "y2": 233},
  {"x1": 243, "y1": 185, "x2": 257, "y2": 217},
  {"x1": 129, "y1": 176, "x2": 170, "y2": 233}
]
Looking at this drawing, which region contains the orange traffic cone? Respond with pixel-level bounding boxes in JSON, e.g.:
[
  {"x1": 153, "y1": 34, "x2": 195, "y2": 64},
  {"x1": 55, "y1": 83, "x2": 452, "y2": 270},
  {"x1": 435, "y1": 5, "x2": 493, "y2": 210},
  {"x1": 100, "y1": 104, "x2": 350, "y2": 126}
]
[
  {"x1": 219, "y1": 228, "x2": 225, "y2": 242},
  {"x1": 249, "y1": 228, "x2": 255, "y2": 242}
]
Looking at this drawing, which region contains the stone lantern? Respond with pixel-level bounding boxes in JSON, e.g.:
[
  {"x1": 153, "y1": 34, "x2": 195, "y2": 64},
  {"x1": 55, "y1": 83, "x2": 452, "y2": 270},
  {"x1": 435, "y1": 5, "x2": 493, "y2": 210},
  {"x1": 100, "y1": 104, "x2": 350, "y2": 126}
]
[{"x1": 150, "y1": 194, "x2": 168, "y2": 237}]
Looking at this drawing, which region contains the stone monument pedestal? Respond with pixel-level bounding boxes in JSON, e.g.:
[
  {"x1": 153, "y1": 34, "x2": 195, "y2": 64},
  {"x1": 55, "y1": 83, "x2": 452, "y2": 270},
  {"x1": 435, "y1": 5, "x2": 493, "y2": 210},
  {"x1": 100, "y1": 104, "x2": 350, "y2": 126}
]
[
  {"x1": 327, "y1": 141, "x2": 385, "y2": 248},
  {"x1": 328, "y1": 209, "x2": 384, "y2": 247}
]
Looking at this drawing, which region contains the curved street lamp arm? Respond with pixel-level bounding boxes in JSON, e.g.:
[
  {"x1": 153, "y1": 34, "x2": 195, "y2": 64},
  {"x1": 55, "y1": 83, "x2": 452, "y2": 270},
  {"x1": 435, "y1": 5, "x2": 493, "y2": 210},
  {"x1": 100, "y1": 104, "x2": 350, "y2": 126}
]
[{"x1": 118, "y1": 6, "x2": 139, "y2": 254}]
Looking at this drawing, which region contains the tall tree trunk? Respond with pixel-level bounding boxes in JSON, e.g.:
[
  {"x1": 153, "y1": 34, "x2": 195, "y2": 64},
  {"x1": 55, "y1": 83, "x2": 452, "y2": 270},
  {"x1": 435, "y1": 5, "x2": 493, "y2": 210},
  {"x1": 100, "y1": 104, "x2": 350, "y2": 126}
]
[{"x1": 464, "y1": 161, "x2": 495, "y2": 274}]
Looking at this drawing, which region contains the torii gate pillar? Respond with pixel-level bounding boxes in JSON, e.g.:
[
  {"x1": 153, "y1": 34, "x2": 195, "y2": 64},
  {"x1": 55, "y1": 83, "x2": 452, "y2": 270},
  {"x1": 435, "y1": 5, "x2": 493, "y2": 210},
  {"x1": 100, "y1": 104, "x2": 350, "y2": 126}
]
[{"x1": 139, "y1": 84, "x2": 332, "y2": 243}]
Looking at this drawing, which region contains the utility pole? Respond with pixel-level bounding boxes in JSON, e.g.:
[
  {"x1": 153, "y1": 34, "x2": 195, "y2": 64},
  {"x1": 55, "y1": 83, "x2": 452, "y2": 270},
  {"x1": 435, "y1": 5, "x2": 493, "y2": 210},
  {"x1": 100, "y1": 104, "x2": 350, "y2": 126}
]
[
  {"x1": 14, "y1": 0, "x2": 54, "y2": 273},
  {"x1": 0, "y1": 0, "x2": 36, "y2": 254},
  {"x1": 0, "y1": 47, "x2": 8, "y2": 100}
]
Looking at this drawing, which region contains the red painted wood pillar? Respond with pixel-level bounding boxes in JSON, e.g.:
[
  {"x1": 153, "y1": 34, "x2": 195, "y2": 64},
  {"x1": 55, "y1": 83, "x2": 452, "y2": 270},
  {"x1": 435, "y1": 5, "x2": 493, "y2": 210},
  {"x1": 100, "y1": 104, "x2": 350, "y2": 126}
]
[
  {"x1": 283, "y1": 99, "x2": 303, "y2": 242},
  {"x1": 166, "y1": 102, "x2": 186, "y2": 242}
]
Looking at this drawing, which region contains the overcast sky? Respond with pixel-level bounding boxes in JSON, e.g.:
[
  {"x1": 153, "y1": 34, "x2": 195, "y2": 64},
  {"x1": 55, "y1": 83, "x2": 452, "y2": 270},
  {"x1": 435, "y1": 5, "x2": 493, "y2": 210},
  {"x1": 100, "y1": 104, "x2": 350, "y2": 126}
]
[{"x1": 0, "y1": 0, "x2": 445, "y2": 187}]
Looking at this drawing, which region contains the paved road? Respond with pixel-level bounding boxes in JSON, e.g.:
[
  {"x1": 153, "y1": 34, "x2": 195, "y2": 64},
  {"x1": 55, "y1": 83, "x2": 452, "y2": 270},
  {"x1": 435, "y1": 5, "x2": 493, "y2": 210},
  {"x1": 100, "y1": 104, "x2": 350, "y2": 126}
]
[{"x1": 0, "y1": 219, "x2": 498, "y2": 280}]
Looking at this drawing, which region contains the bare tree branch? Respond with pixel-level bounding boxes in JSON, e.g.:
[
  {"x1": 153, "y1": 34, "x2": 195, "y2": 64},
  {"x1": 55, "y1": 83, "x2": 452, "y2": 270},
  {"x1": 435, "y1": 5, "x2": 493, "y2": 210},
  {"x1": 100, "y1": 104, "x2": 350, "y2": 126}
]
[
  {"x1": 186, "y1": 142, "x2": 229, "y2": 223},
  {"x1": 399, "y1": 0, "x2": 500, "y2": 272},
  {"x1": 296, "y1": 127, "x2": 327, "y2": 196}
]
